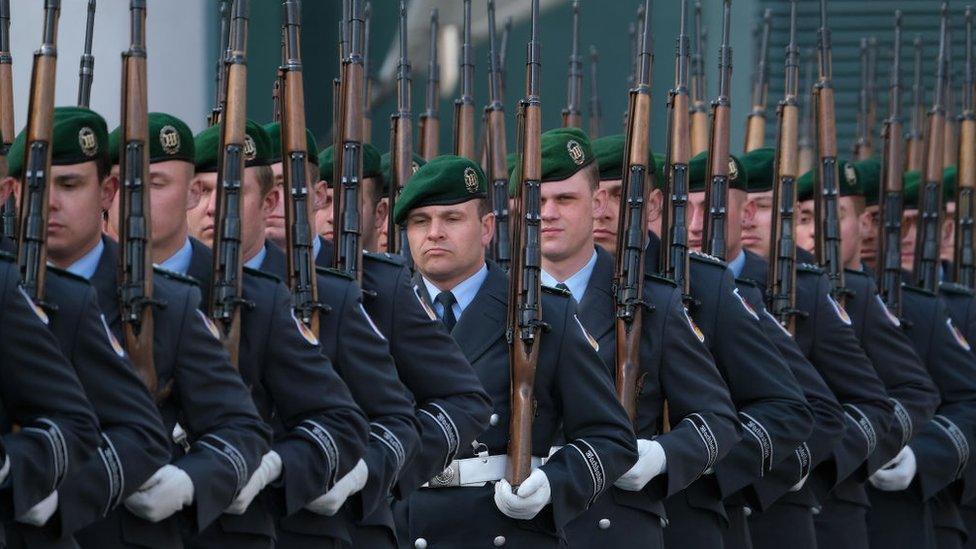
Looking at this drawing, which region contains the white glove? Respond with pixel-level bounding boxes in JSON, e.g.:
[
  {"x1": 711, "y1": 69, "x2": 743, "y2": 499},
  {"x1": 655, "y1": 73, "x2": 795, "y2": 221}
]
[
  {"x1": 614, "y1": 439, "x2": 667, "y2": 491},
  {"x1": 0, "y1": 455, "x2": 10, "y2": 485},
  {"x1": 869, "y1": 446, "x2": 917, "y2": 492},
  {"x1": 225, "y1": 450, "x2": 282, "y2": 515},
  {"x1": 493, "y1": 469, "x2": 552, "y2": 520},
  {"x1": 124, "y1": 464, "x2": 194, "y2": 522},
  {"x1": 305, "y1": 459, "x2": 368, "y2": 516},
  {"x1": 16, "y1": 490, "x2": 58, "y2": 526}
]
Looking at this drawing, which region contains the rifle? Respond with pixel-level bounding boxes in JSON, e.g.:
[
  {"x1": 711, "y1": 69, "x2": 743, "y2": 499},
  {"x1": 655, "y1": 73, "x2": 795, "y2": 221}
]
[
  {"x1": 588, "y1": 46, "x2": 601, "y2": 139},
  {"x1": 913, "y1": 4, "x2": 949, "y2": 293},
  {"x1": 955, "y1": 8, "x2": 975, "y2": 289},
  {"x1": 77, "y1": 0, "x2": 95, "y2": 108},
  {"x1": 614, "y1": 0, "x2": 654, "y2": 423},
  {"x1": 334, "y1": 0, "x2": 366, "y2": 279},
  {"x1": 486, "y1": 0, "x2": 510, "y2": 271},
  {"x1": 362, "y1": 1, "x2": 373, "y2": 143},
  {"x1": 280, "y1": 0, "x2": 323, "y2": 333},
  {"x1": 867, "y1": 37, "x2": 878, "y2": 155},
  {"x1": 853, "y1": 38, "x2": 873, "y2": 160},
  {"x1": 812, "y1": 0, "x2": 847, "y2": 302},
  {"x1": 798, "y1": 49, "x2": 815, "y2": 175},
  {"x1": 768, "y1": 0, "x2": 801, "y2": 333},
  {"x1": 507, "y1": 0, "x2": 544, "y2": 488},
  {"x1": 331, "y1": 2, "x2": 348, "y2": 218},
  {"x1": 878, "y1": 11, "x2": 906, "y2": 312},
  {"x1": 209, "y1": 0, "x2": 250, "y2": 367},
  {"x1": 944, "y1": 27, "x2": 957, "y2": 169},
  {"x1": 208, "y1": 0, "x2": 232, "y2": 127},
  {"x1": 744, "y1": 9, "x2": 772, "y2": 153},
  {"x1": 622, "y1": 4, "x2": 645, "y2": 132},
  {"x1": 660, "y1": 0, "x2": 691, "y2": 297},
  {"x1": 118, "y1": 0, "x2": 164, "y2": 397},
  {"x1": 702, "y1": 0, "x2": 732, "y2": 261},
  {"x1": 419, "y1": 9, "x2": 440, "y2": 160},
  {"x1": 453, "y1": 0, "x2": 475, "y2": 160},
  {"x1": 906, "y1": 36, "x2": 925, "y2": 172},
  {"x1": 385, "y1": 1, "x2": 411, "y2": 265},
  {"x1": 499, "y1": 16, "x2": 512, "y2": 105},
  {"x1": 0, "y1": 0, "x2": 15, "y2": 240},
  {"x1": 16, "y1": 0, "x2": 60, "y2": 305},
  {"x1": 690, "y1": 1, "x2": 709, "y2": 157},
  {"x1": 562, "y1": 0, "x2": 583, "y2": 128}
]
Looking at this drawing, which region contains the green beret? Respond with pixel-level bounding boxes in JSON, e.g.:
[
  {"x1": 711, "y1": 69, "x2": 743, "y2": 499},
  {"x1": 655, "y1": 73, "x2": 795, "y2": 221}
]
[
  {"x1": 317, "y1": 142, "x2": 382, "y2": 186},
  {"x1": 688, "y1": 151, "x2": 748, "y2": 192},
  {"x1": 194, "y1": 119, "x2": 272, "y2": 173},
  {"x1": 797, "y1": 169, "x2": 815, "y2": 202},
  {"x1": 393, "y1": 155, "x2": 487, "y2": 225},
  {"x1": 591, "y1": 134, "x2": 659, "y2": 186},
  {"x1": 263, "y1": 122, "x2": 319, "y2": 166},
  {"x1": 380, "y1": 151, "x2": 426, "y2": 194},
  {"x1": 794, "y1": 160, "x2": 867, "y2": 203},
  {"x1": 652, "y1": 152, "x2": 666, "y2": 189},
  {"x1": 902, "y1": 170, "x2": 921, "y2": 209},
  {"x1": 741, "y1": 147, "x2": 775, "y2": 193},
  {"x1": 8, "y1": 106, "x2": 108, "y2": 179},
  {"x1": 856, "y1": 158, "x2": 883, "y2": 206},
  {"x1": 943, "y1": 166, "x2": 957, "y2": 203},
  {"x1": 108, "y1": 112, "x2": 196, "y2": 166},
  {"x1": 539, "y1": 127, "x2": 593, "y2": 182}
]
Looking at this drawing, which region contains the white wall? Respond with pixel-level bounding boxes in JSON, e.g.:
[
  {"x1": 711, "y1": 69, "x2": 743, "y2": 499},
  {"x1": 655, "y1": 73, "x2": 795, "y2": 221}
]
[{"x1": 10, "y1": 0, "x2": 210, "y2": 134}]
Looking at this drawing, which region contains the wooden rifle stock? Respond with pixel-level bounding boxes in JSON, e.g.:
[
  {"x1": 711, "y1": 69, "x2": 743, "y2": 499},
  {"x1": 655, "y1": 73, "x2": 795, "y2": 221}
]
[
  {"x1": 453, "y1": 0, "x2": 475, "y2": 161},
  {"x1": 703, "y1": 0, "x2": 732, "y2": 261},
  {"x1": 906, "y1": 36, "x2": 925, "y2": 172},
  {"x1": 507, "y1": 0, "x2": 544, "y2": 488},
  {"x1": 486, "y1": 0, "x2": 510, "y2": 271},
  {"x1": 769, "y1": 0, "x2": 801, "y2": 334},
  {"x1": 335, "y1": 0, "x2": 366, "y2": 279},
  {"x1": 210, "y1": 0, "x2": 249, "y2": 367},
  {"x1": 798, "y1": 50, "x2": 815, "y2": 175},
  {"x1": 17, "y1": 0, "x2": 60, "y2": 306},
  {"x1": 955, "y1": 8, "x2": 975, "y2": 289},
  {"x1": 419, "y1": 9, "x2": 440, "y2": 160},
  {"x1": 0, "y1": 0, "x2": 15, "y2": 239},
  {"x1": 386, "y1": 1, "x2": 412, "y2": 266},
  {"x1": 744, "y1": 9, "x2": 772, "y2": 153},
  {"x1": 690, "y1": 2, "x2": 708, "y2": 156},
  {"x1": 914, "y1": 4, "x2": 949, "y2": 293},
  {"x1": 878, "y1": 11, "x2": 905, "y2": 312}
]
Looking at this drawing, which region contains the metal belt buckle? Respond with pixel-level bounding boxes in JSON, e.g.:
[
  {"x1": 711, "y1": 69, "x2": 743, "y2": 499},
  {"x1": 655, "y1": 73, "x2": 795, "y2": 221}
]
[{"x1": 427, "y1": 461, "x2": 461, "y2": 488}]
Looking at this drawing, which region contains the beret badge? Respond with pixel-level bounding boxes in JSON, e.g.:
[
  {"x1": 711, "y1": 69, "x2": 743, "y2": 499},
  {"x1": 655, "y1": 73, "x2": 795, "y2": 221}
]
[
  {"x1": 78, "y1": 126, "x2": 98, "y2": 157},
  {"x1": 567, "y1": 139, "x2": 585, "y2": 166},
  {"x1": 844, "y1": 163, "x2": 857, "y2": 186},
  {"x1": 159, "y1": 125, "x2": 181, "y2": 155},
  {"x1": 464, "y1": 167, "x2": 479, "y2": 194},
  {"x1": 728, "y1": 158, "x2": 739, "y2": 181},
  {"x1": 243, "y1": 134, "x2": 257, "y2": 162}
]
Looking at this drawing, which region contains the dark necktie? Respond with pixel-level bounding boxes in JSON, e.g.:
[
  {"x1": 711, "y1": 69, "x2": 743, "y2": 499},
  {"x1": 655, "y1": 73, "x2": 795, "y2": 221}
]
[
  {"x1": 555, "y1": 282, "x2": 571, "y2": 297},
  {"x1": 435, "y1": 291, "x2": 458, "y2": 331}
]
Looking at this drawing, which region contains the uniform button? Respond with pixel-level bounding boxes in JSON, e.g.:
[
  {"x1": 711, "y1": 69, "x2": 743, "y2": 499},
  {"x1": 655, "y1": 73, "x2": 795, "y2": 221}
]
[
  {"x1": 493, "y1": 535, "x2": 506, "y2": 546},
  {"x1": 660, "y1": 516, "x2": 669, "y2": 528},
  {"x1": 743, "y1": 506, "x2": 752, "y2": 517},
  {"x1": 598, "y1": 518, "x2": 611, "y2": 529},
  {"x1": 489, "y1": 413, "x2": 500, "y2": 426},
  {"x1": 811, "y1": 506, "x2": 821, "y2": 515},
  {"x1": 414, "y1": 538, "x2": 428, "y2": 549}
]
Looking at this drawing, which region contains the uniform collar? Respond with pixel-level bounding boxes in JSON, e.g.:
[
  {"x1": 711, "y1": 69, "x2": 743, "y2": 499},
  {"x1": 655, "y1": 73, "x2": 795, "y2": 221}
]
[
  {"x1": 541, "y1": 248, "x2": 598, "y2": 303},
  {"x1": 312, "y1": 233, "x2": 322, "y2": 260},
  {"x1": 243, "y1": 244, "x2": 268, "y2": 270},
  {"x1": 66, "y1": 238, "x2": 105, "y2": 280},
  {"x1": 158, "y1": 237, "x2": 193, "y2": 275},
  {"x1": 422, "y1": 262, "x2": 489, "y2": 318},
  {"x1": 728, "y1": 249, "x2": 746, "y2": 278}
]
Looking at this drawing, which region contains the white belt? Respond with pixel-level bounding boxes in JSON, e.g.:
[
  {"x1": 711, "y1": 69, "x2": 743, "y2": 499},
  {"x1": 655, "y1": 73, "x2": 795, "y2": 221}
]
[{"x1": 422, "y1": 454, "x2": 545, "y2": 488}]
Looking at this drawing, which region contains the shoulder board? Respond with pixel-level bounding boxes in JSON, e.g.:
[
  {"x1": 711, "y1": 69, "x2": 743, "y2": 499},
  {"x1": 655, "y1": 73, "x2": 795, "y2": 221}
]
[
  {"x1": 940, "y1": 282, "x2": 976, "y2": 297},
  {"x1": 0, "y1": 250, "x2": 14, "y2": 263},
  {"x1": 242, "y1": 266, "x2": 282, "y2": 283},
  {"x1": 644, "y1": 272, "x2": 678, "y2": 288},
  {"x1": 153, "y1": 266, "x2": 201, "y2": 286},
  {"x1": 46, "y1": 264, "x2": 92, "y2": 285},
  {"x1": 315, "y1": 266, "x2": 355, "y2": 281},
  {"x1": 363, "y1": 251, "x2": 407, "y2": 267},
  {"x1": 689, "y1": 250, "x2": 727, "y2": 266},
  {"x1": 796, "y1": 263, "x2": 824, "y2": 274},
  {"x1": 902, "y1": 283, "x2": 937, "y2": 298},
  {"x1": 542, "y1": 285, "x2": 572, "y2": 298}
]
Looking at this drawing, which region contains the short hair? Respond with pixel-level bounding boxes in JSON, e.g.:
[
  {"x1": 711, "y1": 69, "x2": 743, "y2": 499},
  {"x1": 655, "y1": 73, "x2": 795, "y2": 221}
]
[
  {"x1": 581, "y1": 160, "x2": 600, "y2": 190},
  {"x1": 363, "y1": 176, "x2": 384, "y2": 207},
  {"x1": 254, "y1": 165, "x2": 274, "y2": 197},
  {"x1": 477, "y1": 197, "x2": 491, "y2": 218}
]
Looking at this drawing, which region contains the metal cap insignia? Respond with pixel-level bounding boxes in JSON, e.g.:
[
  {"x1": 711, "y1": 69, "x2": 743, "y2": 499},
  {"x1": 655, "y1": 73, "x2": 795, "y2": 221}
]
[
  {"x1": 243, "y1": 134, "x2": 257, "y2": 161},
  {"x1": 567, "y1": 139, "x2": 585, "y2": 166},
  {"x1": 79, "y1": 127, "x2": 98, "y2": 157},
  {"x1": 844, "y1": 163, "x2": 857, "y2": 186},
  {"x1": 728, "y1": 158, "x2": 739, "y2": 181},
  {"x1": 464, "y1": 167, "x2": 479, "y2": 193},
  {"x1": 159, "y1": 125, "x2": 181, "y2": 155}
]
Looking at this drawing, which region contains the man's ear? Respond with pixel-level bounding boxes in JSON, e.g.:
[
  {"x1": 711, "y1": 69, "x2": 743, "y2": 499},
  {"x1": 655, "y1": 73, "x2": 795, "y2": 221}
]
[
  {"x1": 742, "y1": 197, "x2": 758, "y2": 225},
  {"x1": 592, "y1": 186, "x2": 608, "y2": 219},
  {"x1": 373, "y1": 198, "x2": 388, "y2": 233},
  {"x1": 187, "y1": 178, "x2": 202, "y2": 211},
  {"x1": 481, "y1": 211, "x2": 496, "y2": 248},
  {"x1": 942, "y1": 217, "x2": 956, "y2": 249},
  {"x1": 100, "y1": 174, "x2": 120, "y2": 212},
  {"x1": 0, "y1": 176, "x2": 14, "y2": 205},
  {"x1": 263, "y1": 186, "x2": 280, "y2": 216},
  {"x1": 312, "y1": 180, "x2": 329, "y2": 211},
  {"x1": 646, "y1": 188, "x2": 664, "y2": 225}
]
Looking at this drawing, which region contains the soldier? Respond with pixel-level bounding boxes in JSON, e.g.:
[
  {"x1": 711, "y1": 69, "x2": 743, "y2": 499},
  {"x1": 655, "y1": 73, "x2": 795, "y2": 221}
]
[
  {"x1": 391, "y1": 154, "x2": 637, "y2": 547},
  {"x1": 1, "y1": 108, "x2": 172, "y2": 546},
  {"x1": 0, "y1": 253, "x2": 101, "y2": 540},
  {"x1": 257, "y1": 121, "x2": 426, "y2": 549},
  {"x1": 741, "y1": 150, "x2": 939, "y2": 549},
  {"x1": 634, "y1": 147, "x2": 814, "y2": 548},
  {"x1": 313, "y1": 144, "x2": 495, "y2": 547},
  {"x1": 122, "y1": 117, "x2": 370, "y2": 549},
  {"x1": 536, "y1": 130, "x2": 741, "y2": 548},
  {"x1": 4, "y1": 107, "x2": 272, "y2": 548}
]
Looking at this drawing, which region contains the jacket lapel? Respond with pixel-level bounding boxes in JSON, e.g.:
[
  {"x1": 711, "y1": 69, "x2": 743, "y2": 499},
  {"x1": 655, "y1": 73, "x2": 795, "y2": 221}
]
[
  {"x1": 91, "y1": 236, "x2": 121, "y2": 326},
  {"x1": 260, "y1": 241, "x2": 288, "y2": 279},
  {"x1": 578, "y1": 247, "x2": 615, "y2": 340},
  {"x1": 741, "y1": 250, "x2": 769, "y2": 288},
  {"x1": 188, "y1": 238, "x2": 214, "y2": 304}
]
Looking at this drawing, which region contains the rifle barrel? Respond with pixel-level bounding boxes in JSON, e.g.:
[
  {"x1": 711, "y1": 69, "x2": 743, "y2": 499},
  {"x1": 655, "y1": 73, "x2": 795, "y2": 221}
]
[
  {"x1": 878, "y1": 11, "x2": 906, "y2": 310},
  {"x1": 703, "y1": 0, "x2": 732, "y2": 260},
  {"x1": 453, "y1": 0, "x2": 475, "y2": 160},
  {"x1": 486, "y1": 0, "x2": 510, "y2": 270},
  {"x1": 419, "y1": 9, "x2": 440, "y2": 159},
  {"x1": 77, "y1": 0, "x2": 96, "y2": 108},
  {"x1": 562, "y1": 0, "x2": 583, "y2": 128},
  {"x1": 955, "y1": 7, "x2": 976, "y2": 288}
]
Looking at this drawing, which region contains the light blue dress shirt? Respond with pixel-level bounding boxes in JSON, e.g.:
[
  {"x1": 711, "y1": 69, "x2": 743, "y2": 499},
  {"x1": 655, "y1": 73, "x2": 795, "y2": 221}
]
[
  {"x1": 158, "y1": 237, "x2": 193, "y2": 275},
  {"x1": 540, "y1": 249, "x2": 598, "y2": 303},
  {"x1": 243, "y1": 245, "x2": 268, "y2": 270},
  {"x1": 422, "y1": 263, "x2": 489, "y2": 322},
  {"x1": 66, "y1": 238, "x2": 105, "y2": 280},
  {"x1": 728, "y1": 249, "x2": 746, "y2": 279}
]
